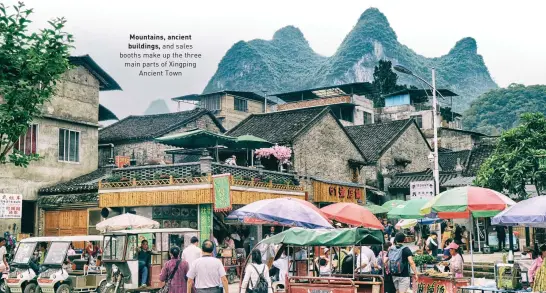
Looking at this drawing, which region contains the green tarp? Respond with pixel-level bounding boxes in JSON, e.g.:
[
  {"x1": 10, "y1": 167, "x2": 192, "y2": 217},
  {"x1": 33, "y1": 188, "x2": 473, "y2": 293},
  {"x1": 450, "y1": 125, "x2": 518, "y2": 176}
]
[{"x1": 260, "y1": 227, "x2": 384, "y2": 246}]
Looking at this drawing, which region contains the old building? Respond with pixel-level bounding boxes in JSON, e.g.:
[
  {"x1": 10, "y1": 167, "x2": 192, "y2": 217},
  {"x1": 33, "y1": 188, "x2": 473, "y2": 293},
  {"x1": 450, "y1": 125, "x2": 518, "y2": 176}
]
[
  {"x1": 344, "y1": 119, "x2": 432, "y2": 202},
  {"x1": 98, "y1": 108, "x2": 225, "y2": 166},
  {"x1": 424, "y1": 127, "x2": 496, "y2": 152},
  {"x1": 171, "y1": 91, "x2": 275, "y2": 130},
  {"x1": 0, "y1": 55, "x2": 121, "y2": 235},
  {"x1": 375, "y1": 89, "x2": 462, "y2": 130},
  {"x1": 226, "y1": 106, "x2": 367, "y2": 207},
  {"x1": 271, "y1": 82, "x2": 376, "y2": 126}
]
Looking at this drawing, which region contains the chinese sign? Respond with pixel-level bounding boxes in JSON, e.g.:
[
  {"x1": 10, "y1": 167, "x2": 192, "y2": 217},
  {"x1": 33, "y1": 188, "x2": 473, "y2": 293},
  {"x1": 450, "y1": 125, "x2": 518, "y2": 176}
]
[
  {"x1": 328, "y1": 185, "x2": 363, "y2": 200},
  {"x1": 115, "y1": 156, "x2": 130, "y2": 168},
  {"x1": 414, "y1": 276, "x2": 469, "y2": 293},
  {"x1": 0, "y1": 194, "x2": 23, "y2": 219},
  {"x1": 410, "y1": 180, "x2": 435, "y2": 199}
]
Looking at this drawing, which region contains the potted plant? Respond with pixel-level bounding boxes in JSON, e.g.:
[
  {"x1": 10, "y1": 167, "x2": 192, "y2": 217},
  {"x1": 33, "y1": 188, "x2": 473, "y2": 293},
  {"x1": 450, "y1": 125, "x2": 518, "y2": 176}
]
[{"x1": 107, "y1": 175, "x2": 122, "y2": 183}]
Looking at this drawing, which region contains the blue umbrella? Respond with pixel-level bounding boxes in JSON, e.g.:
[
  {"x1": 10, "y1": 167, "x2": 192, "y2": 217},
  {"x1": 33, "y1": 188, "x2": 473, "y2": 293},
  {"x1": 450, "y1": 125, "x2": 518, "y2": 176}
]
[
  {"x1": 492, "y1": 196, "x2": 546, "y2": 227},
  {"x1": 226, "y1": 197, "x2": 334, "y2": 229}
]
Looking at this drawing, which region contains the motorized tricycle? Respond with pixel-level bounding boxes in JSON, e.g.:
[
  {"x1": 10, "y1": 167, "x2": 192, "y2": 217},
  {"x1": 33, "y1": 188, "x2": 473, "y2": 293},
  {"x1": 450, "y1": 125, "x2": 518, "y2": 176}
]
[
  {"x1": 242, "y1": 227, "x2": 385, "y2": 293},
  {"x1": 101, "y1": 228, "x2": 199, "y2": 293},
  {"x1": 5, "y1": 236, "x2": 58, "y2": 293},
  {"x1": 36, "y1": 236, "x2": 106, "y2": 293}
]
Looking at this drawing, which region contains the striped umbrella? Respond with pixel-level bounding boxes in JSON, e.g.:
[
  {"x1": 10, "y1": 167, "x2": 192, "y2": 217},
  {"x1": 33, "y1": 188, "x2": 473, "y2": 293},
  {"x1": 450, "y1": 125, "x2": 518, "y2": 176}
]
[
  {"x1": 420, "y1": 186, "x2": 516, "y2": 219},
  {"x1": 381, "y1": 200, "x2": 405, "y2": 212},
  {"x1": 387, "y1": 198, "x2": 430, "y2": 219}
]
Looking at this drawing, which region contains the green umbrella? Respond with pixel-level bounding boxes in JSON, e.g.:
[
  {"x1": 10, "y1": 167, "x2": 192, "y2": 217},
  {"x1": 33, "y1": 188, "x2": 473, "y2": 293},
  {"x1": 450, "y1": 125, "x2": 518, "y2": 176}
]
[
  {"x1": 387, "y1": 198, "x2": 429, "y2": 219},
  {"x1": 363, "y1": 203, "x2": 389, "y2": 214},
  {"x1": 155, "y1": 129, "x2": 236, "y2": 161},
  {"x1": 234, "y1": 135, "x2": 273, "y2": 166},
  {"x1": 381, "y1": 200, "x2": 405, "y2": 212}
]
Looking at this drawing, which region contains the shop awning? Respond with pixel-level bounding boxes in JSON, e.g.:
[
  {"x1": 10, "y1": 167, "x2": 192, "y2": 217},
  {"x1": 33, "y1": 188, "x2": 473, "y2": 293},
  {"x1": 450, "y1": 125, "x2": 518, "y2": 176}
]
[{"x1": 260, "y1": 227, "x2": 384, "y2": 246}]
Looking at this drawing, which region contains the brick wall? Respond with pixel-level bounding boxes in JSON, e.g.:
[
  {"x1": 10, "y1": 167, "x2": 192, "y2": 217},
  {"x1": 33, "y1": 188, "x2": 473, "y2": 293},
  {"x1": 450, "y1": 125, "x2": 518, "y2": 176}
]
[
  {"x1": 292, "y1": 113, "x2": 365, "y2": 183},
  {"x1": 112, "y1": 115, "x2": 222, "y2": 165},
  {"x1": 379, "y1": 123, "x2": 431, "y2": 173}
]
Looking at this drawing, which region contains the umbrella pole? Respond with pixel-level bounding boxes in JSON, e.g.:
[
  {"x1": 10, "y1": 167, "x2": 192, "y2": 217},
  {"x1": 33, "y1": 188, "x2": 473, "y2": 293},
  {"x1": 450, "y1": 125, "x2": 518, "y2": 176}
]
[
  {"x1": 251, "y1": 150, "x2": 254, "y2": 166},
  {"x1": 470, "y1": 214, "x2": 475, "y2": 285},
  {"x1": 476, "y1": 218, "x2": 481, "y2": 253},
  {"x1": 246, "y1": 148, "x2": 249, "y2": 166}
]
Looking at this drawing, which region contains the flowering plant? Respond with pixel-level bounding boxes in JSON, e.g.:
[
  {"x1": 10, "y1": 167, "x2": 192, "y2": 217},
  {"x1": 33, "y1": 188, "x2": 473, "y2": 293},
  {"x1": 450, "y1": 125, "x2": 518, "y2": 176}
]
[{"x1": 255, "y1": 144, "x2": 292, "y2": 165}]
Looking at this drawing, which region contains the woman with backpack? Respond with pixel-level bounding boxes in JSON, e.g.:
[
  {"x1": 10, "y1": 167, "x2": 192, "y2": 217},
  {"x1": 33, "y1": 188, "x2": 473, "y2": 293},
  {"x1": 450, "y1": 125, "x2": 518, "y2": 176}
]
[{"x1": 241, "y1": 250, "x2": 273, "y2": 293}]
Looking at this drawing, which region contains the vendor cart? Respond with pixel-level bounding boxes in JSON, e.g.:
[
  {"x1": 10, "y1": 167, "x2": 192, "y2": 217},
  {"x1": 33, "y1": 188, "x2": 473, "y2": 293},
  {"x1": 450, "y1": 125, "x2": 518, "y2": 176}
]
[{"x1": 414, "y1": 274, "x2": 470, "y2": 293}]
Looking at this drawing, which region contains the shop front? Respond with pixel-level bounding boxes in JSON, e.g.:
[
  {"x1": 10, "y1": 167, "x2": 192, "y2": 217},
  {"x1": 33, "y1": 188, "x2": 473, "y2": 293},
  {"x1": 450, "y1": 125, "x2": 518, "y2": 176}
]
[{"x1": 311, "y1": 178, "x2": 365, "y2": 207}]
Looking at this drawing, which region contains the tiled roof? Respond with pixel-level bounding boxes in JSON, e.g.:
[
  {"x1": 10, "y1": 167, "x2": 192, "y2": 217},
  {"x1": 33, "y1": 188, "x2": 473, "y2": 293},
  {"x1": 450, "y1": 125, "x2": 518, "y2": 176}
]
[
  {"x1": 464, "y1": 144, "x2": 496, "y2": 176},
  {"x1": 345, "y1": 119, "x2": 418, "y2": 163},
  {"x1": 443, "y1": 176, "x2": 476, "y2": 187},
  {"x1": 439, "y1": 150, "x2": 471, "y2": 172},
  {"x1": 389, "y1": 170, "x2": 458, "y2": 189},
  {"x1": 99, "y1": 108, "x2": 224, "y2": 143},
  {"x1": 226, "y1": 107, "x2": 327, "y2": 144},
  {"x1": 39, "y1": 168, "x2": 110, "y2": 195},
  {"x1": 69, "y1": 55, "x2": 121, "y2": 91}
]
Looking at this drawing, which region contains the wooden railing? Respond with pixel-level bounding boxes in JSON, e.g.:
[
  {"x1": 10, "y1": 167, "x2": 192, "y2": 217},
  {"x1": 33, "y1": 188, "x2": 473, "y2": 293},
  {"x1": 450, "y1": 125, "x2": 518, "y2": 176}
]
[
  {"x1": 99, "y1": 176, "x2": 304, "y2": 191},
  {"x1": 232, "y1": 178, "x2": 304, "y2": 191}
]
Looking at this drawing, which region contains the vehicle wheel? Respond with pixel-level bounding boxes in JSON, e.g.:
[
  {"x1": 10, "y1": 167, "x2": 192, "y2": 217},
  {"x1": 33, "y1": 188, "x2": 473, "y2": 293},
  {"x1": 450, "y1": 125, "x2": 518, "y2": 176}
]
[
  {"x1": 228, "y1": 271, "x2": 235, "y2": 284},
  {"x1": 56, "y1": 284, "x2": 70, "y2": 293},
  {"x1": 0, "y1": 281, "x2": 7, "y2": 293},
  {"x1": 24, "y1": 283, "x2": 37, "y2": 293},
  {"x1": 98, "y1": 282, "x2": 106, "y2": 293}
]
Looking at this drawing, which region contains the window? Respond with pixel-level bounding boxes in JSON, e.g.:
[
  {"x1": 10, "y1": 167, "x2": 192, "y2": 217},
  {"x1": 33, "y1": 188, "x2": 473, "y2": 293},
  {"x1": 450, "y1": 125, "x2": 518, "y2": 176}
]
[
  {"x1": 411, "y1": 115, "x2": 423, "y2": 128},
  {"x1": 88, "y1": 210, "x2": 103, "y2": 235},
  {"x1": 234, "y1": 97, "x2": 248, "y2": 112},
  {"x1": 199, "y1": 96, "x2": 221, "y2": 111},
  {"x1": 363, "y1": 112, "x2": 373, "y2": 125},
  {"x1": 13, "y1": 124, "x2": 38, "y2": 155},
  {"x1": 58, "y1": 129, "x2": 80, "y2": 162}
]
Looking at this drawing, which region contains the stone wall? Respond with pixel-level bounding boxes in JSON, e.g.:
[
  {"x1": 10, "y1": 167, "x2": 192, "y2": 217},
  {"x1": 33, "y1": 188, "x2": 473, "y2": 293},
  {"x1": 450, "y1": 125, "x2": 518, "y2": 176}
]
[
  {"x1": 424, "y1": 128, "x2": 475, "y2": 151},
  {"x1": 42, "y1": 66, "x2": 100, "y2": 125},
  {"x1": 292, "y1": 113, "x2": 365, "y2": 183},
  {"x1": 379, "y1": 123, "x2": 431, "y2": 174},
  {"x1": 277, "y1": 96, "x2": 351, "y2": 111},
  {"x1": 112, "y1": 115, "x2": 222, "y2": 165}
]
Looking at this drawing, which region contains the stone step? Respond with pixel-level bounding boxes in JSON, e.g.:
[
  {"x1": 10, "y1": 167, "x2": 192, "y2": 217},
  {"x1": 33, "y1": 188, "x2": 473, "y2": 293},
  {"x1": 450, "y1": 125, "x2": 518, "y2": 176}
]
[{"x1": 464, "y1": 270, "x2": 495, "y2": 279}]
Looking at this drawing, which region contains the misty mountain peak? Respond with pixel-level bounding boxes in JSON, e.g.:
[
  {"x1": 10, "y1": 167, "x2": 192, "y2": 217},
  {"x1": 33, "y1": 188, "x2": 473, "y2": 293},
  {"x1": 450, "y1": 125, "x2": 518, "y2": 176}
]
[
  {"x1": 273, "y1": 25, "x2": 307, "y2": 44},
  {"x1": 449, "y1": 37, "x2": 478, "y2": 55},
  {"x1": 359, "y1": 7, "x2": 389, "y2": 24}
]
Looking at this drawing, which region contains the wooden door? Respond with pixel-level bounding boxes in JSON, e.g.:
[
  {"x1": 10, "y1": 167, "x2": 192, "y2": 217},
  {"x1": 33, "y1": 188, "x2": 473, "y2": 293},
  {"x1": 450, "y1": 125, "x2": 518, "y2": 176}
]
[{"x1": 44, "y1": 211, "x2": 60, "y2": 236}]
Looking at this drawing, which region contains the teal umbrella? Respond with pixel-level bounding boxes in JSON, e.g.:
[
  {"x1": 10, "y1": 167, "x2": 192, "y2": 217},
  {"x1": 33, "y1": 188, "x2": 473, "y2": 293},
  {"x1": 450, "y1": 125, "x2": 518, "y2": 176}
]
[
  {"x1": 155, "y1": 129, "x2": 236, "y2": 161},
  {"x1": 362, "y1": 203, "x2": 389, "y2": 214},
  {"x1": 234, "y1": 135, "x2": 273, "y2": 166}
]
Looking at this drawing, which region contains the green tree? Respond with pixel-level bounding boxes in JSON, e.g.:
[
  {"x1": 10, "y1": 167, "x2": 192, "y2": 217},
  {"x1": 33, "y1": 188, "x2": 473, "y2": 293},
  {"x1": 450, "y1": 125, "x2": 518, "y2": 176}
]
[
  {"x1": 370, "y1": 59, "x2": 413, "y2": 107},
  {"x1": 0, "y1": 2, "x2": 73, "y2": 167},
  {"x1": 475, "y1": 113, "x2": 546, "y2": 200}
]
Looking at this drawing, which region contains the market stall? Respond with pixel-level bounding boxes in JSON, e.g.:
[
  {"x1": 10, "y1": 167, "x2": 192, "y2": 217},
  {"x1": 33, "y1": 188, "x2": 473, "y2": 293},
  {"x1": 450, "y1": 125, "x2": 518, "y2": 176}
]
[{"x1": 415, "y1": 274, "x2": 470, "y2": 293}]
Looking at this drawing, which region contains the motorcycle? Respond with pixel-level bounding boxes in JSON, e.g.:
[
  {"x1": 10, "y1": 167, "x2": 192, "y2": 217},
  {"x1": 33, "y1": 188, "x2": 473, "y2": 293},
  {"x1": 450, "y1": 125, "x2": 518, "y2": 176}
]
[
  {"x1": 0, "y1": 264, "x2": 10, "y2": 293},
  {"x1": 103, "y1": 264, "x2": 125, "y2": 293}
]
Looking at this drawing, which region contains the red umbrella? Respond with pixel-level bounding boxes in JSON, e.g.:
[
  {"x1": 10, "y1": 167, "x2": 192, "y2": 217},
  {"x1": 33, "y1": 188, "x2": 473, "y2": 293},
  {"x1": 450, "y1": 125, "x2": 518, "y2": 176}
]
[{"x1": 321, "y1": 203, "x2": 384, "y2": 230}]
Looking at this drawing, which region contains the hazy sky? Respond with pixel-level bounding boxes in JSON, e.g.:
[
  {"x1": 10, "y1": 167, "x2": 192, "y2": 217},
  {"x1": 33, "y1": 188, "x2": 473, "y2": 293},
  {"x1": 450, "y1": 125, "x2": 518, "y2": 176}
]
[{"x1": 7, "y1": 0, "x2": 546, "y2": 119}]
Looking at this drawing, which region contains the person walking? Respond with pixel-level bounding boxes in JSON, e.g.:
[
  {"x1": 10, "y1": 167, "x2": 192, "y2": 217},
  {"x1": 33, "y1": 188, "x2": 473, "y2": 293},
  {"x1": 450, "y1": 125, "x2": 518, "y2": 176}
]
[
  {"x1": 187, "y1": 240, "x2": 229, "y2": 293},
  {"x1": 496, "y1": 226, "x2": 506, "y2": 251},
  {"x1": 182, "y1": 237, "x2": 202, "y2": 267},
  {"x1": 388, "y1": 233, "x2": 418, "y2": 293},
  {"x1": 160, "y1": 246, "x2": 190, "y2": 293},
  {"x1": 240, "y1": 250, "x2": 272, "y2": 293}
]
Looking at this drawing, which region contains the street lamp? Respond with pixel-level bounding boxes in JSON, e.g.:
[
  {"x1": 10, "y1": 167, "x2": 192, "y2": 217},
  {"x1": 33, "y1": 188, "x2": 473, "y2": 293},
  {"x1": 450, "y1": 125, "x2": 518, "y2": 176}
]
[{"x1": 394, "y1": 65, "x2": 440, "y2": 196}]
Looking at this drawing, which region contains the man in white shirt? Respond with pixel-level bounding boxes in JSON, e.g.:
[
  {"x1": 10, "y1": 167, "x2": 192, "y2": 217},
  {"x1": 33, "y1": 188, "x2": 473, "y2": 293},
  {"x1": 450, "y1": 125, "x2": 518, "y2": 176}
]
[
  {"x1": 182, "y1": 236, "x2": 202, "y2": 267},
  {"x1": 187, "y1": 240, "x2": 228, "y2": 293},
  {"x1": 0, "y1": 237, "x2": 7, "y2": 272},
  {"x1": 352, "y1": 247, "x2": 370, "y2": 274},
  {"x1": 272, "y1": 251, "x2": 291, "y2": 286},
  {"x1": 360, "y1": 246, "x2": 377, "y2": 273}
]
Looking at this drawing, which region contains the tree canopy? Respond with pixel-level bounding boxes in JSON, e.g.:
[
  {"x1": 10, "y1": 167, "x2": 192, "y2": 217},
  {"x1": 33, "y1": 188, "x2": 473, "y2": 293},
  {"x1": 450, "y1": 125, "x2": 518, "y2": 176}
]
[
  {"x1": 475, "y1": 112, "x2": 546, "y2": 199},
  {"x1": 463, "y1": 84, "x2": 546, "y2": 135},
  {"x1": 0, "y1": 2, "x2": 73, "y2": 167},
  {"x1": 370, "y1": 59, "x2": 409, "y2": 107}
]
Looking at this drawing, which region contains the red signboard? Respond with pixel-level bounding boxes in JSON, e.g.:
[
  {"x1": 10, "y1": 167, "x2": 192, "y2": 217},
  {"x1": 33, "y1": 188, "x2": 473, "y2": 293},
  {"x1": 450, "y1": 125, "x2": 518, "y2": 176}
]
[
  {"x1": 414, "y1": 276, "x2": 470, "y2": 293},
  {"x1": 328, "y1": 185, "x2": 362, "y2": 200},
  {"x1": 289, "y1": 285, "x2": 356, "y2": 293},
  {"x1": 115, "y1": 156, "x2": 130, "y2": 168}
]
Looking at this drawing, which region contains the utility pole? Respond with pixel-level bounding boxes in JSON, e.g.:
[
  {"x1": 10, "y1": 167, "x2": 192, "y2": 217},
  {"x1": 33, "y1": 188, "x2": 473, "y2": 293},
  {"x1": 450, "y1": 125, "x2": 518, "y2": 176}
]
[
  {"x1": 262, "y1": 90, "x2": 268, "y2": 113},
  {"x1": 432, "y1": 68, "x2": 440, "y2": 195}
]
